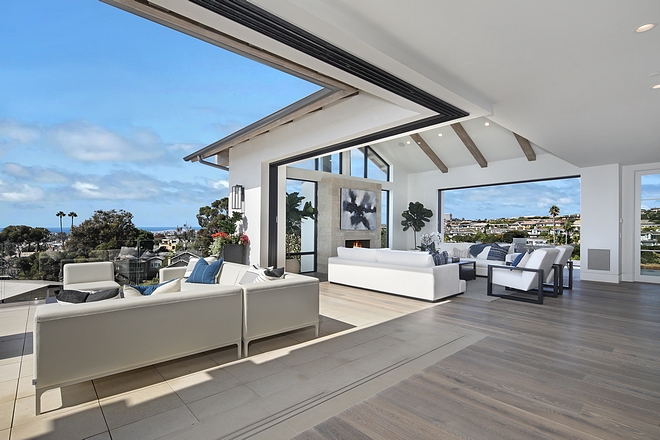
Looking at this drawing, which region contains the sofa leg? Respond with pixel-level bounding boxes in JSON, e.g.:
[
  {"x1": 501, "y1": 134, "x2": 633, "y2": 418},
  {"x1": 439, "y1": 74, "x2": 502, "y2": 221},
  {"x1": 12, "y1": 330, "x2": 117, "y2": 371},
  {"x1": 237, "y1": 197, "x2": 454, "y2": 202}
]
[
  {"x1": 237, "y1": 341, "x2": 242, "y2": 358},
  {"x1": 35, "y1": 388, "x2": 43, "y2": 415},
  {"x1": 315, "y1": 322, "x2": 319, "y2": 338},
  {"x1": 243, "y1": 340, "x2": 249, "y2": 357}
]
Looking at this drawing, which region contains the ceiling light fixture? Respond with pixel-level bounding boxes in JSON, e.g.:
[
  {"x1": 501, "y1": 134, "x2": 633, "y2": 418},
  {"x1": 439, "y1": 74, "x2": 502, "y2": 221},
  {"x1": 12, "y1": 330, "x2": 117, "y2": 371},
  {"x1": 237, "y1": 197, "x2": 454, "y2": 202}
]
[
  {"x1": 652, "y1": 84, "x2": 660, "y2": 89},
  {"x1": 484, "y1": 122, "x2": 490, "y2": 126},
  {"x1": 635, "y1": 23, "x2": 656, "y2": 33},
  {"x1": 438, "y1": 133, "x2": 443, "y2": 137},
  {"x1": 406, "y1": 141, "x2": 411, "y2": 144}
]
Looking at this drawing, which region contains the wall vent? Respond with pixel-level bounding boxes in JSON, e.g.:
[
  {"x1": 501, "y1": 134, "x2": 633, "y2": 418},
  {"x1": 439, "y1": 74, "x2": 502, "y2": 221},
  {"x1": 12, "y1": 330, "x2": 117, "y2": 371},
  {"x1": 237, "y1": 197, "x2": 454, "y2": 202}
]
[{"x1": 587, "y1": 249, "x2": 610, "y2": 271}]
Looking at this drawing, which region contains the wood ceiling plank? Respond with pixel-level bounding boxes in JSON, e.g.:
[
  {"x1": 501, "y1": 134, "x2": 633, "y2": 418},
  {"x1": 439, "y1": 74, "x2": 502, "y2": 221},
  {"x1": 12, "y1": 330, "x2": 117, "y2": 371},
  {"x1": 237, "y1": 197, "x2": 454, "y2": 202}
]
[
  {"x1": 451, "y1": 123, "x2": 488, "y2": 168},
  {"x1": 513, "y1": 132, "x2": 537, "y2": 161},
  {"x1": 410, "y1": 133, "x2": 448, "y2": 173}
]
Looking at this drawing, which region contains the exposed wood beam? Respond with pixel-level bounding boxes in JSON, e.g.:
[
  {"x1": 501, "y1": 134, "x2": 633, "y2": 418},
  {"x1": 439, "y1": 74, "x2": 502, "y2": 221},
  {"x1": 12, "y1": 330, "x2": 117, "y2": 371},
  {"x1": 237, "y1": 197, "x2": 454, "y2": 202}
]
[
  {"x1": 513, "y1": 132, "x2": 537, "y2": 161},
  {"x1": 451, "y1": 123, "x2": 488, "y2": 168},
  {"x1": 410, "y1": 133, "x2": 448, "y2": 173}
]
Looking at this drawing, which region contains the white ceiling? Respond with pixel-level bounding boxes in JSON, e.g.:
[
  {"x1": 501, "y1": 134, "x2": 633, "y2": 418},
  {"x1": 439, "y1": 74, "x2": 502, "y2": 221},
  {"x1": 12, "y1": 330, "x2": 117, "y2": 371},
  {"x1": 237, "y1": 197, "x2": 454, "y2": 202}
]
[
  {"x1": 372, "y1": 117, "x2": 545, "y2": 174},
  {"x1": 248, "y1": 0, "x2": 660, "y2": 168}
]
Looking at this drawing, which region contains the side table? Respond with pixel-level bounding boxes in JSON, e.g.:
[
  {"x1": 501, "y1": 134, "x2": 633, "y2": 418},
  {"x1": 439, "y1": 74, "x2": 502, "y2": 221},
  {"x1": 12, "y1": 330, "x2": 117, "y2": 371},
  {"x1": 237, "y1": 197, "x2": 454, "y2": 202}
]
[{"x1": 457, "y1": 260, "x2": 476, "y2": 281}]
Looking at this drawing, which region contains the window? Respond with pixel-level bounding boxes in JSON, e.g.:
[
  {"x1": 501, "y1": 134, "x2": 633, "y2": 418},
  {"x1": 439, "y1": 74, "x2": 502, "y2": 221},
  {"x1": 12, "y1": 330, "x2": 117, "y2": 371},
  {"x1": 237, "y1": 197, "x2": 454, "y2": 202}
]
[
  {"x1": 350, "y1": 146, "x2": 390, "y2": 181},
  {"x1": 381, "y1": 190, "x2": 389, "y2": 247},
  {"x1": 289, "y1": 153, "x2": 342, "y2": 174}
]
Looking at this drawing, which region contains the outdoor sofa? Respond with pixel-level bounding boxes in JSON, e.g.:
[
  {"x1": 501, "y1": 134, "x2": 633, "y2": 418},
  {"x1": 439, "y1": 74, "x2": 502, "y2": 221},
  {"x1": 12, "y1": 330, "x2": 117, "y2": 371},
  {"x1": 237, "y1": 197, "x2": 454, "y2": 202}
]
[{"x1": 33, "y1": 261, "x2": 319, "y2": 414}]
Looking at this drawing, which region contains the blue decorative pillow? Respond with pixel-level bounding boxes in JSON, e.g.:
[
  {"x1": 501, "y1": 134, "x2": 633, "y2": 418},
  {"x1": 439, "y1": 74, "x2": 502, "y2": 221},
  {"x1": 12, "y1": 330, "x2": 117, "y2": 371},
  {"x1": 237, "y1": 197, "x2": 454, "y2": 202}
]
[
  {"x1": 432, "y1": 250, "x2": 449, "y2": 266},
  {"x1": 186, "y1": 258, "x2": 223, "y2": 284},
  {"x1": 511, "y1": 252, "x2": 526, "y2": 267},
  {"x1": 469, "y1": 243, "x2": 489, "y2": 257},
  {"x1": 127, "y1": 278, "x2": 176, "y2": 296},
  {"x1": 487, "y1": 244, "x2": 508, "y2": 261}
]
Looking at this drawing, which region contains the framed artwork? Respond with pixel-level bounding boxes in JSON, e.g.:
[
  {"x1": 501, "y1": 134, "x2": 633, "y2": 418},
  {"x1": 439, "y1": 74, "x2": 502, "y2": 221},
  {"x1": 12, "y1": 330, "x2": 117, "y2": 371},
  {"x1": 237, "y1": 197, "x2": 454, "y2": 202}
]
[{"x1": 340, "y1": 188, "x2": 377, "y2": 230}]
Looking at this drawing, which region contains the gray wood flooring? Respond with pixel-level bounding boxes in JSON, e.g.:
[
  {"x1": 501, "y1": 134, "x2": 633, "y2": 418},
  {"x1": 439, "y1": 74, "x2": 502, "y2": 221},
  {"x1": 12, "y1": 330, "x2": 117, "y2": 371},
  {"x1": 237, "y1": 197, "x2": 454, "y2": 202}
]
[{"x1": 296, "y1": 276, "x2": 660, "y2": 439}]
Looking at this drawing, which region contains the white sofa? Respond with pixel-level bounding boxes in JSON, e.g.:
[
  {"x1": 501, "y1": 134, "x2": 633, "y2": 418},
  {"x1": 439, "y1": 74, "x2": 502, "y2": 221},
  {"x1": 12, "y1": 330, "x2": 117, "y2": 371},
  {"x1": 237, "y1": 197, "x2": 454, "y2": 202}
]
[
  {"x1": 34, "y1": 261, "x2": 319, "y2": 414},
  {"x1": 161, "y1": 262, "x2": 320, "y2": 356},
  {"x1": 435, "y1": 242, "x2": 514, "y2": 277},
  {"x1": 33, "y1": 284, "x2": 242, "y2": 414},
  {"x1": 62, "y1": 261, "x2": 120, "y2": 291},
  {"x1": 328, "y1": 247, "x2": 466, "y2": 302}
]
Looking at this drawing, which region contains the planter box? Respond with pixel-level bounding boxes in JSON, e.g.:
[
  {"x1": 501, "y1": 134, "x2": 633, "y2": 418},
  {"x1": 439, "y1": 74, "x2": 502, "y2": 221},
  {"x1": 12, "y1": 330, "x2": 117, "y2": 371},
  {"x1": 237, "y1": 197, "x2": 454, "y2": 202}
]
[{"x1": 222, "y1": 244, "x2": 245, "y2": 264}]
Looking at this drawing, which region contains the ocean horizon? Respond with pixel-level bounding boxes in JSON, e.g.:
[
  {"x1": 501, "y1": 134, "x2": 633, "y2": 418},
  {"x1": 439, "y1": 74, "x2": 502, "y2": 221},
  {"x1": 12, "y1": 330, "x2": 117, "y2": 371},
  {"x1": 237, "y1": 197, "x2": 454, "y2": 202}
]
[{"x1": 40, "y1": 226, "x2": 199, "y2": 235}]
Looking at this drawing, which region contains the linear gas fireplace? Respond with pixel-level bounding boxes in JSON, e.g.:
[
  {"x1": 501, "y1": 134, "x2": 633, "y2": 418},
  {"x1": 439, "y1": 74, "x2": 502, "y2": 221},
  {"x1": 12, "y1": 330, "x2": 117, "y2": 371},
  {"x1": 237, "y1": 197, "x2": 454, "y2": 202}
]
[{"x1": 345, "y1": 240, "x2": 371, "y2": 248}]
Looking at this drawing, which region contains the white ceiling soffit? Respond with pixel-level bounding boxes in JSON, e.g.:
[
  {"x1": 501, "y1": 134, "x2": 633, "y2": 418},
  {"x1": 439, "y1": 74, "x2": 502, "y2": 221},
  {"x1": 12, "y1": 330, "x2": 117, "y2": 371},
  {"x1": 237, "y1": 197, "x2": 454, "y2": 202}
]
[{"x1": 247, "y1": 0, "x2": 660, "y2": 168}]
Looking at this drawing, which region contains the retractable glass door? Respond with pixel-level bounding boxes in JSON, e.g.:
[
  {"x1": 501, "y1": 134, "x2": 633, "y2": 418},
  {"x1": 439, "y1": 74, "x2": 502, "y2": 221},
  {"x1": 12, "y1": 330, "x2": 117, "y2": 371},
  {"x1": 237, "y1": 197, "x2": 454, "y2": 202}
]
[{"x1": 638, "y1": 172, "x2": 660, "y2": 282}]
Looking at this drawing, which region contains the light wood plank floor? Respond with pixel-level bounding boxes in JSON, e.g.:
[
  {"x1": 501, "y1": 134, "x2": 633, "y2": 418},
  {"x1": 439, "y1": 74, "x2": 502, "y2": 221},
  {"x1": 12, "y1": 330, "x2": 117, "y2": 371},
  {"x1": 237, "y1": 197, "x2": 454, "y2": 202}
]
[{"x1": 297, "y1": 277, "x2": 660, "y2": 440}]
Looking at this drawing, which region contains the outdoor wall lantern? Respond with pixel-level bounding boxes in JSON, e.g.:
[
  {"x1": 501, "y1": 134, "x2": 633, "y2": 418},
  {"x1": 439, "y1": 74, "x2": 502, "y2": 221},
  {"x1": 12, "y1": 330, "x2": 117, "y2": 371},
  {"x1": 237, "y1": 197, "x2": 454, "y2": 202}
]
[{"x1": 231, "y1": 184, "x2": 245, "y2": 212}]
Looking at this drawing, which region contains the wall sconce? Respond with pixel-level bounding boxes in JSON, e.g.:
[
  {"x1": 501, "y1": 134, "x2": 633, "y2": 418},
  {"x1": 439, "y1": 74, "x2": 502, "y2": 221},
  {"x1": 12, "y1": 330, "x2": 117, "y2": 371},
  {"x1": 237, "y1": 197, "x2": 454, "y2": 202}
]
[{"x1": 231, "y1": 184, "x2": 245, "y2": 212}]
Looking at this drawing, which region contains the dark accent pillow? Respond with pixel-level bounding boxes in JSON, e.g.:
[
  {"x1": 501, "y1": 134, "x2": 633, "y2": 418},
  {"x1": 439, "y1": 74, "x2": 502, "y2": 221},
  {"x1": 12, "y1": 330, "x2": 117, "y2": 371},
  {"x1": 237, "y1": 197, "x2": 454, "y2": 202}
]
[
  {"x1": 487, "y1": 244, "x2": 508, "y2": 261},
  {"x1": 186, "y1": 258, "x2": 223, "y2": 284},
  {"x1": 56, "y1": 289, "x2": 89, "y2": 304},
  {"x1": 264, "y1": 267, "x2": 285, "y2": 278},
  {"x1": 86, "y1": 288, "x2": 120, "y2": 302},
  {"x1": 511, "y1": 252, "x2": 526, "y2": 267}
]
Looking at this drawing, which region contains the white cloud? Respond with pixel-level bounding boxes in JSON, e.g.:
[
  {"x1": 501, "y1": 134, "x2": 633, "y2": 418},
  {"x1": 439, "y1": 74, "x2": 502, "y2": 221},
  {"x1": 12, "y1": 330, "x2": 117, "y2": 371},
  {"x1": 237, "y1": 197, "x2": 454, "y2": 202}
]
[
  {"x1": 0, "y1": 183, "x2": 44, "y2": 202},
  {"x1": 208, "y1": 179, "x2": 229, "y2": 189},
  {"x1": 49, "y1": 121, "x2": 160, "y2": 162},
  {"x1": 0, "y1": 119, "x2": 42, "y2": 144},
  {"x1": 2, "y1": 163, "x2": 68, "y2": 184}
]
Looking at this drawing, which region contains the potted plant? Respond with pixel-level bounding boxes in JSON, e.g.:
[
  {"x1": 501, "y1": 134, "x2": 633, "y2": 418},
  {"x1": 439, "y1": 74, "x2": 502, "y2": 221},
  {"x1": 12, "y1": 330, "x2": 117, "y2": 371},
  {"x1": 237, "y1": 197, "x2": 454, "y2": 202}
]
[
  {"x1": 401, "y1": 201, "x2": 433, "y2": 249},
  {"x1": 285, "y1": 192, "x2": 318, "y2": 273},
  {"x1": 209, "y1": 212, "x2": 249, "y2": 264}
]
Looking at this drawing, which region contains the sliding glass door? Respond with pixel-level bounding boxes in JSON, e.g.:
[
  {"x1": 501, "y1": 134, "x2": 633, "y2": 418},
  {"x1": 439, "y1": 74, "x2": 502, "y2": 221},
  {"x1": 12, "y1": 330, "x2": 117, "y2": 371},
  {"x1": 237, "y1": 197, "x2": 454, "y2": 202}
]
[
  {"x1": 286, "y1": 179, "x2": 318, "y2": 273},
  {"x1": 637, "y1": 172, "x2": 660, "y2": 282}
]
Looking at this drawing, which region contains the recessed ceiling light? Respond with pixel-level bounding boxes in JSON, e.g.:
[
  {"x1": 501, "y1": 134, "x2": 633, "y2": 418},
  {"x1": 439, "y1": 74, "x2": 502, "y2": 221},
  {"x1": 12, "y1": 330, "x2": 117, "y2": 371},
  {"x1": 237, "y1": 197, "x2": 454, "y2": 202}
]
[
  {"x1": 635, "y1": 23, "x2": 656, "y2": 33},
  {"x1": 484, "y1": 122, "x2": 490, "y2": 126},
  {"x1": 652, "y1": 84, "x2": 660, "y2": 89},
  {"x1": 438, "y1": 133, "x2": 443, "y2": 137},
  {"x1": 406, "y1": 141, "x2": 411, "y2": 144}
]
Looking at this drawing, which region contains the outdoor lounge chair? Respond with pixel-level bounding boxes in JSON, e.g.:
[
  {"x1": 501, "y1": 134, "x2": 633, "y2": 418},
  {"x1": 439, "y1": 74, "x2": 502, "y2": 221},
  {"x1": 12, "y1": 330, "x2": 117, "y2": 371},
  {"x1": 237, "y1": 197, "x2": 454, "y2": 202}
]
[{"x1": 487, "y1": 248, "x2": 560, "y2": 304}]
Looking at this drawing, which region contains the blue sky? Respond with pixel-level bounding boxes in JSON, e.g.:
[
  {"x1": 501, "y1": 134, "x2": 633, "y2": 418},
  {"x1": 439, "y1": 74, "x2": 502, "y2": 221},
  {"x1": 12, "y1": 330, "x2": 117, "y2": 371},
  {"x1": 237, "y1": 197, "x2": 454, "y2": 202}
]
[{"x1": 0, "y1": 1, "x2": 319, "y2": 228}]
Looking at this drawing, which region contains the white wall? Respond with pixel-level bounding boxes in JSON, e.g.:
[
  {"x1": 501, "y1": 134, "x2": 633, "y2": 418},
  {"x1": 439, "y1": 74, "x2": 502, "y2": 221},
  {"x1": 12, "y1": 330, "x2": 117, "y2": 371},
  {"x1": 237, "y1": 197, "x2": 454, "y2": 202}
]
[
  {"x1": 227, "y1": 92, "x2": 422, "y2": 267},
  {"x1": 580, "y1": 164, "x2": 621, "y2": 283},
  {"x1": 403, "y1": 154, "x2": 581, "y2": 250}
]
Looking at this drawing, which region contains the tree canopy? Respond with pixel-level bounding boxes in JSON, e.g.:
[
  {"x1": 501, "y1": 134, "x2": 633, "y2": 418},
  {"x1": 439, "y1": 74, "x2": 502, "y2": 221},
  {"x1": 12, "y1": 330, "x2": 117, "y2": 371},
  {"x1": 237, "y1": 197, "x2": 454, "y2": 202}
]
[
  {"x1": 0, "y1": 225, "x2": 52, "y2": 256},
  {"x1": 66, "y1": 209, "x2": 141, "y2": 251}
]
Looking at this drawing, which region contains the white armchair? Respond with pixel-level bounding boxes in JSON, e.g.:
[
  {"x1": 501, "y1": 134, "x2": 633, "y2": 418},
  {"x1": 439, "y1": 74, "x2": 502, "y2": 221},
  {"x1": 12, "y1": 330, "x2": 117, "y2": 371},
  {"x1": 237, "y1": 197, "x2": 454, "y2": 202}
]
[{"x1": 487, "y1": 248, "x2": 560, "y2": 304}]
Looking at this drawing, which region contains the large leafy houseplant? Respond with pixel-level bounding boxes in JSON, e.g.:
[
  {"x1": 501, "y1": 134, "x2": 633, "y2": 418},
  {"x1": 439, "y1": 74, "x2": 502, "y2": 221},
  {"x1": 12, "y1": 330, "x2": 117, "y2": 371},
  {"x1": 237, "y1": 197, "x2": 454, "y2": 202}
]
[
  {"x1": 401, "y1": 201, "x2": 433, "y2": 249},
  {"x1": 285, "y1": 192, "x2": 318, "y2": 271}
]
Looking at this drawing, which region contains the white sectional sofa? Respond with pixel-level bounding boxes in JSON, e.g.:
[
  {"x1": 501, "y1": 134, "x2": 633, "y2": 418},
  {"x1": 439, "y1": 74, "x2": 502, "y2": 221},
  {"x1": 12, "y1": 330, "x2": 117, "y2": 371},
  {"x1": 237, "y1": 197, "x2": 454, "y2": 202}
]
[
  {"x1": 161, "y1": 262, "x2": 320, "y2": 356},
  {"x1": 328, "y1": 247, "x2": 466, "y2": 301},
  {"x1": 33, "y1": 284, "x2": 242, "y2": 414},
  {"x1": 34, "y1": 261, "x2": 319, "y2": 414},
  {"x1": 435, "y1": 242, "x2": 514, "y2": 277}
]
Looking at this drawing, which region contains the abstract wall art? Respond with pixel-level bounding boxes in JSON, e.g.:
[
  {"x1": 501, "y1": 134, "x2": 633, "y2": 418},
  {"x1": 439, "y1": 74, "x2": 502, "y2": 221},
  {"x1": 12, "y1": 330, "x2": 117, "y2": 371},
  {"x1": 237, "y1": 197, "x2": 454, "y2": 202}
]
[{"x1": 340, "y1": 188, "x2": 377, "y2": 230}]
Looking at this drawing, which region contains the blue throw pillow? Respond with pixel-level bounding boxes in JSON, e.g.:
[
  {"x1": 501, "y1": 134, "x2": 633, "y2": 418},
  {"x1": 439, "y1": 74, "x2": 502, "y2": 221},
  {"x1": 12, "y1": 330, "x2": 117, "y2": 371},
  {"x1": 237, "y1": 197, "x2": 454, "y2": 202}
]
[
  {"x1": 511, "y1": 252, "x2": 526, "y2": 267},
  {"x1": 487, "y1": 244, "x2": 508, "y2": 261},
  {"x1": 128, "y1": 278, "x2": 176, "y2": 296},
  {"x1": 186, "y1": 258, "x2": 223, "y2": 284}
]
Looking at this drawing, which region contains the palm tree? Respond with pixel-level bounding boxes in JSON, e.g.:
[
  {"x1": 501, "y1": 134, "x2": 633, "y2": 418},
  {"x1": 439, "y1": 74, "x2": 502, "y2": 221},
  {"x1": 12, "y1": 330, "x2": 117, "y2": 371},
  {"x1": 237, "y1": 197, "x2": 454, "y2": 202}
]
[
  {"x1": 68, "y1": 211, "x2": 78, "y2": 228},
  {"x1": 549, "y1": 205, "x2": 560, "y2": 245},
  {"x1": 56, "y1": 211, "x2": 66, "y2": 246},
  {"x1": 564, "y1": 219, "x2": 574, "y2": 244}
]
